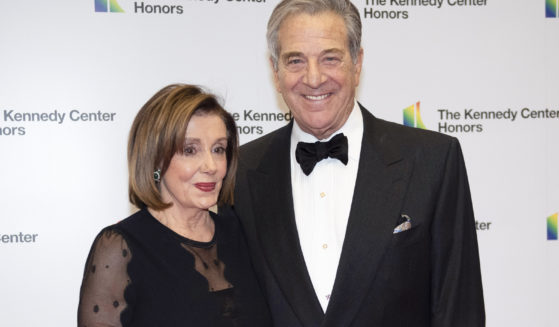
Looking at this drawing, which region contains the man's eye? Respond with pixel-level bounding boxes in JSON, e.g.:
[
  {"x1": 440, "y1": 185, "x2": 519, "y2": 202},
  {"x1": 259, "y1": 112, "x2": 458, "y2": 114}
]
[
  {"x1": 287, "y1": 58, "x2": 303, "y2": 65},
  {"x1": 323, "y1": 56, "x2": 341, "y2": 63}
]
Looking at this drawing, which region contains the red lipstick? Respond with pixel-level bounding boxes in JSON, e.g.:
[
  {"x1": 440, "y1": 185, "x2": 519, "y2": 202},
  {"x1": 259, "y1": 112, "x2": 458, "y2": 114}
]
[{"x1": 195, "y1": 183, "x2": 216, "y2": 192}]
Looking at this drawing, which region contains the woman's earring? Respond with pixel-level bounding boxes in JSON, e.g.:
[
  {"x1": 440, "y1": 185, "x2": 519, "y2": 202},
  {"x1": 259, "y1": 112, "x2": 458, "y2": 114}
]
[{"x1": 154, "y1": 169, "x2": 161, "y2": 183}]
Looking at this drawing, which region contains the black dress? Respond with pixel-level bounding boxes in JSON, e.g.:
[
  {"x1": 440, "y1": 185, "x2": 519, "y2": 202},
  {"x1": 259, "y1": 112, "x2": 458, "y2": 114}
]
[{"x1": 77, "y1": 207, "x2": 272, "y2": 327}]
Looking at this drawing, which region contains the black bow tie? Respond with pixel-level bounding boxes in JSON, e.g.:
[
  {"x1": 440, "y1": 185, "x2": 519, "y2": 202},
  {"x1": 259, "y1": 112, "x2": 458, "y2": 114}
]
[{"x1": 295, "y1": 133, "x2": 348, "y2": 176}]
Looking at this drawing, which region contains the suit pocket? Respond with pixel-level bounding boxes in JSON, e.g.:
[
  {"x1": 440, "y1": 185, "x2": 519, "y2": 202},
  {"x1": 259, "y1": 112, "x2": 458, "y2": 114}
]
[
  {"x1": 379, "y1": 225, "x2": 429, "y2": 293},
  {"x1": 391, "y1": 224, "x2": 424, "y2": 248}
]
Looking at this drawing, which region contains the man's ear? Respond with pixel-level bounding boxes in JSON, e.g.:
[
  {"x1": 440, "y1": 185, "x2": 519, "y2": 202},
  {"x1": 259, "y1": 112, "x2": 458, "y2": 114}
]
[
  {"x1": 354, "y1": 48, "x2": 364, "y2": 87},
  {"x1": 270, "y1": 56, "x2": 282, "y2": 93}
]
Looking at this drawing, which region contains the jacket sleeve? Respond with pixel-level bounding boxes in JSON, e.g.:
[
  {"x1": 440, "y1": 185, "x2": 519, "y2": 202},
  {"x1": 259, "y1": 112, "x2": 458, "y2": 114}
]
[{"x1": 430, "y1": 138, "x2": 485, "y2": 326}]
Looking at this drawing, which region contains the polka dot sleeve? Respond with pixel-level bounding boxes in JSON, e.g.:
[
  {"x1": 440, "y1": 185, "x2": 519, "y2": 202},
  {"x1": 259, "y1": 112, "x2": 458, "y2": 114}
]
[{"x1": 78, "y1": 228, "x2": 132, "y2": 327}]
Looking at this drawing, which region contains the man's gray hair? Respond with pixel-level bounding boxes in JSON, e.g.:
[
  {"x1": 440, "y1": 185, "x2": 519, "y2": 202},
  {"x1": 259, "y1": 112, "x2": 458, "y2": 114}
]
[{"x1": 267, "y1": 0, "x2": 362, "y2": 70}]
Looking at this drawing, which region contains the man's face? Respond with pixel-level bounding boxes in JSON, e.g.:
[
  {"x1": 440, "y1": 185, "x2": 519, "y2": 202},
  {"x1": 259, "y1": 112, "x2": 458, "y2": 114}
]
[{"x1": 273, "y1": 11, "x2": 363, "y2": 140}]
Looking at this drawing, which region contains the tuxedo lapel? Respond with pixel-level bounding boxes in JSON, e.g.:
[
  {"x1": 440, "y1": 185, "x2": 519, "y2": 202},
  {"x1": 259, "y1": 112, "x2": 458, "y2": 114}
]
[
  {"x1": 324, "y1": 107, "x2": 412, "y2": 327},
  {"x1": 247, "y1": 123, "x2": 324, "y2": 326}
]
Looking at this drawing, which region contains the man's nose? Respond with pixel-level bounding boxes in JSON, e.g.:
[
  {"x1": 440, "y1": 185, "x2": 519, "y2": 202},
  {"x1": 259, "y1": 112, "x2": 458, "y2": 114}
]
[{"x1": 303, "y1": 61, "x2": 326, "y2": 88}]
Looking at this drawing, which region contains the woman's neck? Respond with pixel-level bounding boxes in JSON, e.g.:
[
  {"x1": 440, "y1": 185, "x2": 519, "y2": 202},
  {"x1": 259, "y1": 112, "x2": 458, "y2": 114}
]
[{"x1": 148, "y1": 206, "x2": 215, "y2": 242}]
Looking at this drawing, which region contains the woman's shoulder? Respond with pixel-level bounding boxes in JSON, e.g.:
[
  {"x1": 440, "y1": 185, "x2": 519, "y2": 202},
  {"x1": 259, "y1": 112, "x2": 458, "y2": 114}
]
[
  {"x1": 114, "y1": 207, "x2": 149, "y2": 227},
  {"x1": 111, "y1": 207, "x2": 155, "y2": 237},
  {"x1": 88, "y1": 209, "x2": 143, "y2": 263},
  {"x1": 85, "y1": 208, "x2": 151, "y2": 256},
  {"x1": 88, "y1": 226, "x2": 131, "y2": 266}
]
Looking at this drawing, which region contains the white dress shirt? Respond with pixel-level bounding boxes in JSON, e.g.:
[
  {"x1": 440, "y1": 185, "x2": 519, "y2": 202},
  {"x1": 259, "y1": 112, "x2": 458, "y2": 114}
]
[{"x1": 290, "y1": 101, "x2": 363, "y2": 312}]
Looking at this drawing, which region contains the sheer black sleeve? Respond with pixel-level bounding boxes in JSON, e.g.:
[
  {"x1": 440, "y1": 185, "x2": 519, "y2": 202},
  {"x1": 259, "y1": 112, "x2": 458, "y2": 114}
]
[{"x1": 78, "y1": 228, "x2": 132, "y2": 327}]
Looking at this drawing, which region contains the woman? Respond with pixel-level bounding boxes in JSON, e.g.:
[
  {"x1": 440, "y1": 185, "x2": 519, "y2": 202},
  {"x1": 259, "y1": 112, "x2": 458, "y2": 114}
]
[{"x1": 78, "y1": 84, "x2": 271, "y2": 326}]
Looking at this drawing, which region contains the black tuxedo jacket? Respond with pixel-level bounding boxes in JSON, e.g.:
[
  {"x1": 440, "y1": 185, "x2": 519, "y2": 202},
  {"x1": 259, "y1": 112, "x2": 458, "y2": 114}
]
[{"x1": 233, "y1": 105, "x2": 485, "y2": 327}]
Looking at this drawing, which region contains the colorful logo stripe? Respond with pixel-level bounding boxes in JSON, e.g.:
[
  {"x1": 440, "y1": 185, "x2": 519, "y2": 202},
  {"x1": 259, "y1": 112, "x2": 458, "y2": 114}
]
[
  {"x1": 95, "y1": 0, "x2": 124, "y2": 13},
  {"x1": 546, "y1": 0, "x2": 557, "y2": 18},
  {"x1": 403, "y1": 101, "x2": 427, "y2": 129},
  {"x1": 548, "y1": 213, "x2": 558, "y2": 240}
]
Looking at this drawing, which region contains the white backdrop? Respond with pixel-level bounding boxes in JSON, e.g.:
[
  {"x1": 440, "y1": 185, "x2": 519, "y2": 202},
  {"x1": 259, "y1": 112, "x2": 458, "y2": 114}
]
[{"x1": 1, "y1": 0, "x2": 558, "y2": 326}]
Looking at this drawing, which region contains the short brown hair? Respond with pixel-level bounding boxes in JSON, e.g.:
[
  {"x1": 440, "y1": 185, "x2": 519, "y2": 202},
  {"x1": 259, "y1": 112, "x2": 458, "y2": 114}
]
[{"x1": 128, "y1": 84, "x2": 238, "y2": 210}]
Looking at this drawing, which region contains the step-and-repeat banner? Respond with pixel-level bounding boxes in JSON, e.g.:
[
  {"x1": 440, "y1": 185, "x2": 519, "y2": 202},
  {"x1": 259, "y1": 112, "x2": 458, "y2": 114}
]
[{"x1": 1, "y1": 0, "x2": 557, "y2": 325}]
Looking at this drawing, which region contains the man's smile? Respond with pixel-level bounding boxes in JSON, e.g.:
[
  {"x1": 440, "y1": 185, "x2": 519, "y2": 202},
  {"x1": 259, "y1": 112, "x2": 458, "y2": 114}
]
[{"x1": 304, "y1": 93, "x2": 331, "y2": 101}]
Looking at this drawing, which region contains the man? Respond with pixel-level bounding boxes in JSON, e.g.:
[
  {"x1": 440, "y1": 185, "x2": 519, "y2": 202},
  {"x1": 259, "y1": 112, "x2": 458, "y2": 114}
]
[{"x1": 233, "y1": 0, "x2": 485, "y2": 326}]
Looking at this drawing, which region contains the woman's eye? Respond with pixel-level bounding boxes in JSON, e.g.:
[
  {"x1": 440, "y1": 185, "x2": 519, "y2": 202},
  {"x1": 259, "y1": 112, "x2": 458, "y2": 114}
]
[
  {"x1": 182, "y1": 146, "x2": 196, "y2": 155},
  {"x1": 213, "y1": 146, "x2": 226, "y2": 154}
]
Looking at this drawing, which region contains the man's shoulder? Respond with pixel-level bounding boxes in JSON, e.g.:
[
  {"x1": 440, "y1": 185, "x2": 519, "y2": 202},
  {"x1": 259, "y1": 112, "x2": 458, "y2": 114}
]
[
  {"x1": 239, "y1": 123, "x2": 291, "y2": 168},
  {"x1": 240, "y1": 129, "x2": 278, "y2": 154},
  {"x1": 363, "y1": 115, "x2": 465, "y2": 182},
  {"x1": 365, "y1": 112, "x2": 457, "y2": 150}
]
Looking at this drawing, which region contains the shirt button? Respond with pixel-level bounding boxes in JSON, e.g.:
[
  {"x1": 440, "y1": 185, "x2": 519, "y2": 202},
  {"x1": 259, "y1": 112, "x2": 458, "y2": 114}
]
[
  {"x1": 320, "y1": 192, "x2": 326, "y2": 198},
  {"x1": 322, "y1": 243, "x2": 328, "y2": 249}
]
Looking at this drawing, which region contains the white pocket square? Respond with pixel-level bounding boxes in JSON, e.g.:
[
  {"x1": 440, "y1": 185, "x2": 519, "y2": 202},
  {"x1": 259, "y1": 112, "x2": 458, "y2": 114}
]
[{"x1": 393, "y1": 214, "x2": 412, "y2": 234}]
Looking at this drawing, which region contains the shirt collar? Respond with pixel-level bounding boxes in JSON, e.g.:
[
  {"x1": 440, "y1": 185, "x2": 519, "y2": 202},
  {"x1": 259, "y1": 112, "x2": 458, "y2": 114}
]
[{"x1": 291, "y1": 101, "x2": 363, "y2": 160}]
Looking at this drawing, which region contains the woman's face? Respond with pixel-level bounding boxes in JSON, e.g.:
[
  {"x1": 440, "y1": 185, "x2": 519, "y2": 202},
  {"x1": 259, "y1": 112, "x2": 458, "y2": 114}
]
[{"x1": 160, "y1": 113, "x2": 228, "y2": 212}]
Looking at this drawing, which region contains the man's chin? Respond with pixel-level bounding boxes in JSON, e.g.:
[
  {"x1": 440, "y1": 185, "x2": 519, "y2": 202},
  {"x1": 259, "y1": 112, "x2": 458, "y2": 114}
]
[{"x1": 296, "y1": 120, "x2": 340, "y2": 139}]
